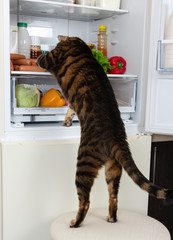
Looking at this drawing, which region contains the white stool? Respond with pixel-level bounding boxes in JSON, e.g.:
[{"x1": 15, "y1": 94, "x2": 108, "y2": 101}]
[{"x1": 50, "y1": 208, "x2": 171, "y2": 240}]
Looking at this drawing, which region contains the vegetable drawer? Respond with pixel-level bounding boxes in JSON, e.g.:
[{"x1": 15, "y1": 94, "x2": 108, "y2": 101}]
[
  {"x1": 11, "y1": 72, "x2": 137, "y2": 127},
  {"x1": 108, "y1": 75, "x2": 137, "y2": 121},
  {"x1": 11, "y1": 72, "x2": 76, "y2": 127}
]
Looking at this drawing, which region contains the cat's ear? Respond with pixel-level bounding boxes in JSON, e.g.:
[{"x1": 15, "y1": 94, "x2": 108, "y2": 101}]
[{"x1": 58, "y1": 35, "x2": 69, "y2": 42}]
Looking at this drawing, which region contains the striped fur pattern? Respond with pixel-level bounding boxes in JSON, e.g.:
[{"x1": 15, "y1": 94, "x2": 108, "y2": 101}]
[{"x1": 37, "y1": 36, "x2": 173, "y2": 227}]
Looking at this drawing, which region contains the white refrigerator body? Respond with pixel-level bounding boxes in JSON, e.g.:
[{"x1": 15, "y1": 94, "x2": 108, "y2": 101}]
[{"x1": 1, "y1": 0, "x2": 151, "y2": 141}]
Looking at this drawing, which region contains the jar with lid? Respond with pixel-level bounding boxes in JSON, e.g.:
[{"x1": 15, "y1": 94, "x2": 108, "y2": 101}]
[
  {"x1": 97, "y1": 25, "x2": 107, "y2": 57},
  {"x1": 18, "y1": 22, "x2": 31, "y2": 58},
  {"x1": 76, "y1": 0, "x2": 95, "y2": 6},
  {"x1": 30, "y1": 36, "x2": 42, "y2": 59},
  {"x1": 96, "y1": 0, "x2": 120, "y2": 9}
]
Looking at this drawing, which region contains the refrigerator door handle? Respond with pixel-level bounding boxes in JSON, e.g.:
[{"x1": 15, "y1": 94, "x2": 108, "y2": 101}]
[{"x1": 152, "y1": 146, "x2": 157, "y2": 185}]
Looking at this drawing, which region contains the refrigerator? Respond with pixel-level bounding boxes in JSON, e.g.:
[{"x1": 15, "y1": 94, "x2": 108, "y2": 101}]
[{"x1": 0, "y1": 0, "x2": 173, "y2": 239}]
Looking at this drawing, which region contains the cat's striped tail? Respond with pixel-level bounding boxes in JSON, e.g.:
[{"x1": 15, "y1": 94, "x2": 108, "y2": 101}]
[{"x1": 117, "y1": 147, "x2": 173, "y2": 206}]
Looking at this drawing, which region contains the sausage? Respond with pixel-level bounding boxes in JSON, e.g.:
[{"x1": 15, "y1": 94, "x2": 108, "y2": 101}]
[
  {"x1": 30, "y1": 59, "x2": 37, "y2": 66},
  {"x1": 10, "y1": 54, "x2": 26, "y2": 60},
  {"x1": 17, "y1": 65, "x2": 47, "y2": 72},
  {"x1": 30, "y1": 58, "x2": 37, "y2": 66},
  {"x1": 10, "y1": 60, "x2": 14, "y2": 71},
  {"x1": 13, "y1": 59, "x2": 32, "y2": 66},
  {"x1": 14, "y1": 65, "x2": 20, "y2": 71}
]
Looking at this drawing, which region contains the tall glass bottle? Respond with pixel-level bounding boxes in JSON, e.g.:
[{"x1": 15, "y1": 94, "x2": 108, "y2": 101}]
[
  {"x1": 97, "y1": 25, "x2": 107, "y2": 57},
  {"x1": 30, "y1": 36, "x2": 42, "y2": 59}
]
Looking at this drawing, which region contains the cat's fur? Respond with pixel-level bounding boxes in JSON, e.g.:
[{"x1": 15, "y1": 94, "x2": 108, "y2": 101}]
[{"x1": 37, "y1": 36, "x2": 173, "y2": 228}]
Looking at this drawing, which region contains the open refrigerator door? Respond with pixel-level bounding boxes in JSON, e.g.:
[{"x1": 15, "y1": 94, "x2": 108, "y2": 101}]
[{"x1": 145, "y1": 0, "x2": 173, "y2": 135}]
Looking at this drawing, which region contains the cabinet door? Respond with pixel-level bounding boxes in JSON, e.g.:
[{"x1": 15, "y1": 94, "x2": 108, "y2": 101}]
[
  {"x1": 145, "y1": 0, "x2": 173, "y2": 135},
  {"x1": 148, "y1": 141, "x2": 173, "y2": 239}
]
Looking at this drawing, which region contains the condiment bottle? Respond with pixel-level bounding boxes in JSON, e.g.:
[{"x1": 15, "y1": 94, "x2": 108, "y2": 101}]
[
  {"x1": 10, "y1": 26, "x2": 18, "y2": 53},
  {"x1": 18, "y1": 22, "x2": 31, "y2": 58},
  {"x1": 30, "y1": 36, "x2": 42, "y2": 59},
  {"x1": 97, "y1": 25, "x2": 107, "y2": 57}
]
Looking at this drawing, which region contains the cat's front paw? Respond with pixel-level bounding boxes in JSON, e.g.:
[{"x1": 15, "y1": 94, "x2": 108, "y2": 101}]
[
  {"x1": 62, "y1": 118, "x2": 73, "y2": 127},
  {"x1": 36, "y1": 53, "x2": 47, "y2": 68}
]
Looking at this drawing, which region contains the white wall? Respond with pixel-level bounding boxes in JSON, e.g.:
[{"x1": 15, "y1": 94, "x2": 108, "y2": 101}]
[
  {"x1": 0, "y1": 0, "x2": 4, "y2": 237},
  {"x1": 0, "y1": 0, "x2": 5, "y2": 140},
  {"x1": 1, "y1": 135, "x2": 151, "y2": 240},
  {"x1": 0, "y1": 144, "x2": 2, "y2": 240}
]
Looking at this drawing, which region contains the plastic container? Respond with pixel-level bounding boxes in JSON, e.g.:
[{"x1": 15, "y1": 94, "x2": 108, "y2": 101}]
[
  {"x1": 97, "y1": 25, "x2": 107, "y2": 57},
  {"x1": 18, "y1": 22, "x2": 31, "y2": 59},
  {"x1": 96, "y1": 0, "x2": 120, "y2": 9},
  {"x1": 30, "y1": 36, "x2": 42, "y2": 59},
  {"x1": 76, "y1": 0, "x2": 95, "y2": 6},
  {"x1": 10, "y1": 26, "x2": 18, "y2": 54}
]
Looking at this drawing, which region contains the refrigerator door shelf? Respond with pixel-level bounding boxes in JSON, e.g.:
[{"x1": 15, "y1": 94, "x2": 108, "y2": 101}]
[
  {"x1": 10, "y1": 0, "x2": 128, "y2": 21},
  {"x1": 157, "y1": 40, "x2": 173, "y2": 72},
  {"x1": 145, "y1": 0, "x2": 173, "y2": 135}
]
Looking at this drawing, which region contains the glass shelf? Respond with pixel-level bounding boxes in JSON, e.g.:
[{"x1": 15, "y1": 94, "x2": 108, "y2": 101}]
[
  {"x1": 107, "y1": 74, "x2": 138, "y2": 82},
  {"x1": 11, "y1": 71, "x2": 53, "y2": 78},
  {"x1": 10, "y1": 0, "x2": 128, "y2": 21},
  {"x1": 11, "y1": 71, "x2": 137, "y2": 81}
]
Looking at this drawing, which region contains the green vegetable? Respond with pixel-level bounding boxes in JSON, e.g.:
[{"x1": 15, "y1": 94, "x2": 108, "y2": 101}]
[
  {"x1": 15, "y1": 84, "x2": 40, "y2": 107},
  {"x1": 91, "y1": 49, "x2": 114, "y2": 74}
]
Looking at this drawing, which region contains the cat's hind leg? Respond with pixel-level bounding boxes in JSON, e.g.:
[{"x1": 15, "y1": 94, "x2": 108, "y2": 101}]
[
  {"x1": 105, "y1": 159, "x2": 122, "y2": 222},
  {"x1": 70, "y1": 152, "x2": 101, "y2": 228}
]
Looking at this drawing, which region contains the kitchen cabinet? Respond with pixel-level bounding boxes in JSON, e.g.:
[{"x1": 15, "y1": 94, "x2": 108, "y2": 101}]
[{"x1": 148, "y1": 141, "x2": 173, "y2": 239}]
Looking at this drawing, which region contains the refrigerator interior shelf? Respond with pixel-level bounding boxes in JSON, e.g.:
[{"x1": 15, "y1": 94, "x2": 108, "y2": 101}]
[
  {"x1": 157, "y1": 40, "x2": 173, "y2": 72},
  {"x1": 11, "y1": 71, "x2": 138, "y2": 81},
  {"x1": 10, "y1": 0, "x2": 128, "y2": 21},
  {"x1": 107, "y1": 74, "x2": 138, "y2": 82},
  {"x1": 11, "y1": 114, "x2": 79, "y2": 127},
  {"x1": 13, "y1": 104, "x2": 135, "y2": 116},
  {"x1": 13, "y1": 106, "x2": 69, "y2": 115},
  {"x1": 11, "y1": 71, "x2": 53, "y2": 78}
]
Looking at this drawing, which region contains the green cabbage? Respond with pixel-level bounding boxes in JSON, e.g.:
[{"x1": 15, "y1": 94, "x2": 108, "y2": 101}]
[
  {"x1": 15, "y1": 84, "x2": 40, "y2": 107},
  {"x1": 91, "y1": 49, "x2": 114, "y2": 74}
]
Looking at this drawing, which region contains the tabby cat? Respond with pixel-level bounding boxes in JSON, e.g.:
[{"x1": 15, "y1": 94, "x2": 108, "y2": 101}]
[{"x1": 37, "y1": 36, "x2": 173, "y2": 228}]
